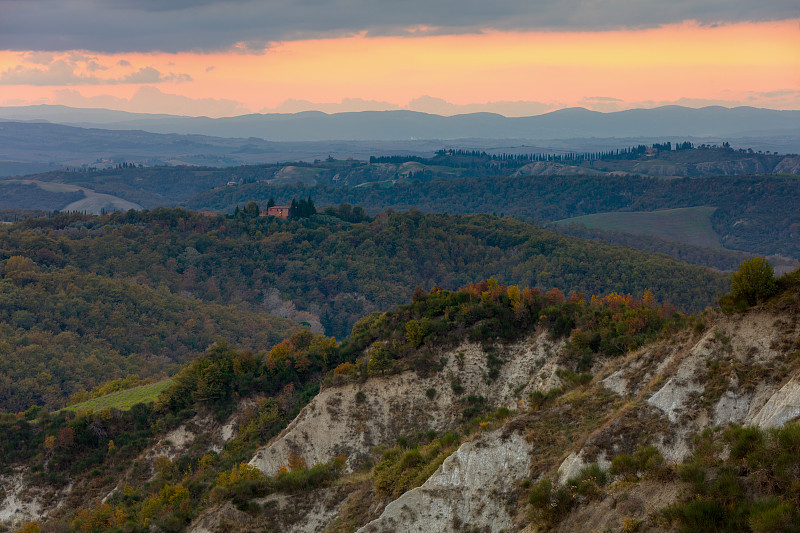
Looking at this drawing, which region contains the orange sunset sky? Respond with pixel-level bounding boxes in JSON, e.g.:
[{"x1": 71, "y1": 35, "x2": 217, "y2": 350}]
[{"x1": 0, "y1": 1, "x2": 798, "y2": 117}]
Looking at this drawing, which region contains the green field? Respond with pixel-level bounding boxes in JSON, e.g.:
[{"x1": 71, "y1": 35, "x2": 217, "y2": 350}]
[
  {"x1": 62, "y1": 192, "x2": 143, "y2": 214},
  {"x1": 268, "y1": 165, "x2": 321, "y2": 185},
  {"x1": 63, "y1": 379, "x2": 173, "y2": 413},
  {"x1": 555, "y1": 206, "x2": 722, "y2": 249}
]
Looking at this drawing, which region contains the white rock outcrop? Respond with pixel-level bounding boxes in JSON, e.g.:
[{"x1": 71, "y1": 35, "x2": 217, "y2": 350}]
[
  {"x1": 356, "y1": 430, "x2": 531, "y2": 533},
  {"x1": 747, "y1": 377, "x2": 800, "y2": 428},
  {"x1": 250, "y1": 333, "x2": 563, "y2": 475}
]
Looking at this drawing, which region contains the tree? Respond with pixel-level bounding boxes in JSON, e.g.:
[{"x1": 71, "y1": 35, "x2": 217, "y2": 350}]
[
  {"x1": 367, "y1": 342, "x2": 392, "y2": 376},
  {"x1": 288, "y1": 196, "x2": 316, "y2": 219},
  {"x1": 243, "y1": 201, "x2": 260, "y2": 218},
  {"x1": 731, "y1": 258, "x2": 777, "y2": 306},
  {"x1": 405, "y1": 319, "x2": 427, "y2": 348},
  {"x1": 4, "y1": 255, "x2": 37, "y2": 282}
]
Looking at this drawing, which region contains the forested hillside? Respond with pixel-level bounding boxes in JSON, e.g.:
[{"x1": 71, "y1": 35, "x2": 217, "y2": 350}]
[
  {"x1": 0, "y1": 260, "x2": 298, "y2": 411},
  {"x1": 2, "y1": 265, "x2": 798, "y2": 533},
  {"x1": 185, "y1": 173, "x2": 800, "y2": 258},
  {"x1": 0, "y1": 209, "x2": 729, "y2": 344},
  {"x1": 0, "y1": 274, "x2": 696, "y2": 531},
  {"x1": 553, "y1": 222, "x2": 763, "y2": 272},
  {"x1": 3, "y1": 146, "x2": 797, "y2": 262}
]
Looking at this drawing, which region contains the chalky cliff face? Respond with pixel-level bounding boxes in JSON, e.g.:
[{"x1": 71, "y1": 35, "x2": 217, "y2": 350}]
[
  {"x1": 249, "y1": 334, "x2": 563, "y2": 476},
  {"x1": 190, "y1": 303, "x2": 798, "y2": 532}
]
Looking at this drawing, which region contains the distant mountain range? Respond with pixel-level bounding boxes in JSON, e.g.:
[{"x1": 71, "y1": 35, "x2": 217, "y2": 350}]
[{"x1": 1, "y1": 104, "x2": 798, "y2": 142}]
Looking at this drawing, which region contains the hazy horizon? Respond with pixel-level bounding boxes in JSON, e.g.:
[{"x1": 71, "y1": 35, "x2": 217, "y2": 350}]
[
  {"x1": 0, "y1": 2, "x2": 797, "y2": 118},
  {"x1": 2, "y1": 98, "x2": 799, "y2": 122}
]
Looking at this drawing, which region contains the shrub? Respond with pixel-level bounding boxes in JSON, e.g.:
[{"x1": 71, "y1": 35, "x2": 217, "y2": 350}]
[
  {"x1": 461, "y1": 395, "x2": 487, "y2": 421},
  {"x1": 287, "y1": 453, "x2": 307, "y2": 472},
  {"x1": 611, "y1": 445, "x2": 666, "y2": 481},
  {"x1": 621, "y1": 517, "x2": 641, "y2": 533},
  {"x1": 373, "y1": 434, "x2": 461, "y2": 498},
  {"x1": 731, "y1": 258, "x2": 778, "y2": 306},
  {"x1": 333, "y1": 362, "x2": 357, "y2": 376},
  {"x1": 215, "y1": 463, "x2": 263, "y2": 491},
  {"x1": 528, "y1": 477, "x2": 573, "y2": 524},
  {"x1": 566, "y1": 463, "x2": 609, "y2": 499},
  {"x1": 528, "y1": 388, "x2": 562, "y2": 410},
  {"x1": 528, "y1": 477, "x2": 552, "y2": 507},
  {"x1": 557, "y1": 369, "x2": 593, "y2": 388},
  {"x1": 748, "y1": 498, "x2": 795, "y2": 533},
  {"x1": 610, "y1": 453, "x2": 639, "y2": 481},
  {"x1": 270, "y1": 456, "x2": 343, "y2": 493},
  {"x1": 663, "y1": 498, "x2": 727, "y2": 532},
  {"x1": 367, "y1": 342, "x2": 393, "y2": 376},
  {"x1": 725, "y1": 425, "x2": 765, "y2": 461},
  {"x1": 678, "y1": 461, "x2": 706, "y2": 492},
  {"x1": 494, "y1": 406, "x2": 510, "y2": 420}
]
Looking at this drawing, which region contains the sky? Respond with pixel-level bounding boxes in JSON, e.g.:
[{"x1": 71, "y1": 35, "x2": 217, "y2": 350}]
[{"x1": 0, "y1": 0, "x2": 798, "y2": 117}]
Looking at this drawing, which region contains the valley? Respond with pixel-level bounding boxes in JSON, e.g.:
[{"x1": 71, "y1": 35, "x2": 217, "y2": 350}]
[
  {"x1": 2, "y1": 1, "x2": 799, "y2": 530},
  {"x1": 0, "y1": 110, "x2": 798, "y2": 533}
]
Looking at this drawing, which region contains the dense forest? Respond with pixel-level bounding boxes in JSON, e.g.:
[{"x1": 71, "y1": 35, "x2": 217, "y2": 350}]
[
  {"x1": 0, "y1": 184, "x2": 83, "y2": 211},
  {"x1": 0, "y1": 209, "x2": 729, "y2": 343},
  {"x1": 553, "y1": 222, "x2": 762, "y2": 272},
  {"x1": 0, "y1": 261, "x2": 297, "y2": 411},
  {"x1": 0, "y1": 207, "x2": 733, "y2": 412},
  {"x1": 186, "y1": 173, "x2": 800, "y2": 258}
]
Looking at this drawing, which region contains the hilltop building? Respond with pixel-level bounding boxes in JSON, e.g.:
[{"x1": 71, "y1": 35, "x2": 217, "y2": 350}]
[{"x1": 263, "y1": 204, "x2": 291, "y2": 219}]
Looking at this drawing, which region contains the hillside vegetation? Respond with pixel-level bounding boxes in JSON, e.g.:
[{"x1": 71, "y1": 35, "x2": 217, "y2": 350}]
[
  {"x1": 553, "y1": 222, "x2": 800, "y2": 274},
  {"x1": 2, "y1": 266, "x2": 798, "y2": 533},
  {"x1": 0, "y1": 209, "x2": 729, "y2": 343},
  {"x1": 1, "y1": 144, "x2": 798, "y2": 262},
  {"x1": 0, "y1": 260, "x2": 298, "y2": 411},
  {"x1": 186, "y1": 172, "x2": 800, "y2": 259},
  {"x1": 554, "y1": 206, "x2": 723, "y2": 248},
  {"x1": 0, "y1": 277, "x2": 692, "y2": 531}
]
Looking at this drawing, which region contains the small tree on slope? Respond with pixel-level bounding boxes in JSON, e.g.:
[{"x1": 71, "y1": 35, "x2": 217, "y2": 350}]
[{"x1": 731, "y1": 258, "x2": 778, "y2": 306}]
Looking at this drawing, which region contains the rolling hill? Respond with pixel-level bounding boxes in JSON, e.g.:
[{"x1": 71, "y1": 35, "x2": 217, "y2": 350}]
[{"x1": 2, "y1": 104, "x2": 799, "y2": 142}]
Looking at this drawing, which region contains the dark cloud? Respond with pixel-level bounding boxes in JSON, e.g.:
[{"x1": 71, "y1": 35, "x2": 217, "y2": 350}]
[
  {"x1": 22, "y1": 52, "x2": 56, "y2": 65},
  {"x1": 0, "y1": 0, "x2": 797, "y2": 52}
]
